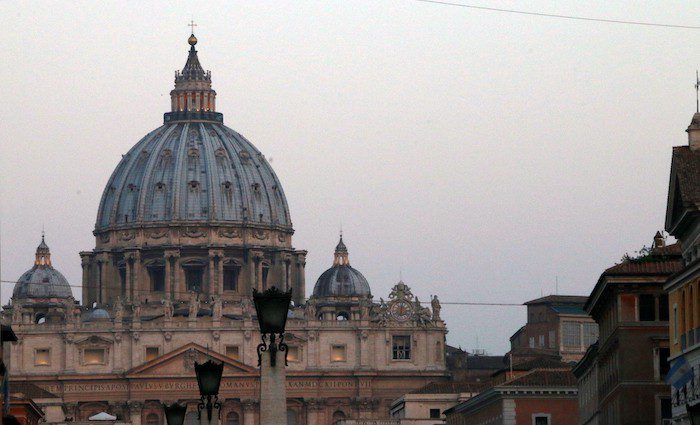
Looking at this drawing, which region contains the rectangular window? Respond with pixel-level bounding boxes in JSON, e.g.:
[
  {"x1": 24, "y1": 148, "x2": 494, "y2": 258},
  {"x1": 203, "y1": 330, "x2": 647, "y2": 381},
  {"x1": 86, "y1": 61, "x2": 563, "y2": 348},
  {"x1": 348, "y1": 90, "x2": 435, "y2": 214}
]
[
  {"x1": 661, "y1": 397, "x2": 672, "y2": 420},
  {"x1": 149, "y1": 267, "x2": 165, "y2": 292},
  {"x1": 529, "y1": 337, "x2": 535, "y2": 348},
  {"x1": 538, "y1": 334, "x2": 545, "y2": 347},
  {"x1": 620, "y1": 294, "x2": 637, "y2": 321},
  {"x1": 659, "y1": 294, "x2": 669, "y2": 321},
  {"x1": 262, "y1": 266, "x2": 270, "y2": 288},
  {"x1": 534, "y1": 416, "x2": 549, "y2": 425},
  {"x1": 145, "y1": 346, "x2": 159, "y2": 362},
  {"x1": 659, "y1": 347, "x2": 671, "y2": 379},
  {"x1": 674, "y1": 305, "x2": 679, "y2": 343},
  {"x1": 287, "y1": 346, "x2": 300, "y2": 362},
  {"x1": 34, "y1": 348, "x2": 50, "y2": 366},
  {"x1": 223, "y1": 266, "x2": 240, "y2": 291},
  {"x1": 640, "y1": 294, "x2": 656, "y2": 321},
  {"x1": 331, "y1": 345, "x2": 347, "y2": 362},
  {"x1": 84, "y1": 348, "x2": 106, "y2": 365},
  {"x1": 392, "y1": 336, "x2": 411, "y2": 360},
  {"x1": 429, "y1": 409, "x2": 440, "y2": 419},
  {"x1": 185, "y1": 268, "x2": 203, "y2": 292},
  {"x1": 548, "y1": 330, "x2": 556, "y2": 349},
  {"x1": 225, "y1": 345, "x2": 240, "y2": 360},
  {"x1": 583, "y1": 323, "x2": 599, "y2": 346},
  {"x1": 563, "y1": 322, "x2": 582, "y2": 348}
]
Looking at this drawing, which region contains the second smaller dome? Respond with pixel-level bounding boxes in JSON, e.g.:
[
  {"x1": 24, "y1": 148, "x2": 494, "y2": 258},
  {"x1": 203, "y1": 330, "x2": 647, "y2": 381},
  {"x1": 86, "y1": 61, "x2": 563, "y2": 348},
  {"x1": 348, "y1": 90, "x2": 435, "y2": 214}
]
[{"x1": 312, "y1": 235, "x2": 371, "y2": 298}]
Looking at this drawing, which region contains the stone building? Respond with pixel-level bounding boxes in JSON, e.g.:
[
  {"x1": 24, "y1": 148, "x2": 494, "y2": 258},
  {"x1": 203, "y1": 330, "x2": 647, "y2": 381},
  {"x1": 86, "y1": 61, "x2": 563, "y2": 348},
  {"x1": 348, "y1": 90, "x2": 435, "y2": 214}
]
[
  {"x1": 573, "y1": 234, "x2": 680, "y2": 425},
  {"x1": 509, "y1": 295, "x2": 598, "y2": 364},
  {"x1": 3, "y1": 34, "x2": 449, "y2": 425},
  {"x1": 664, "y1": 110, "x2": 700, "y2": 423}
]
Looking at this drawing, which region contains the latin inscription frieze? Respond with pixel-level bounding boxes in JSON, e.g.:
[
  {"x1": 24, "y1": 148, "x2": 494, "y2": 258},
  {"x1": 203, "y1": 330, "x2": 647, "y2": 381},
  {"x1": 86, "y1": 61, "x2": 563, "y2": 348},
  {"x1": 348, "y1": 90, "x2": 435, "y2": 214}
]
[{"x1": 64, "y1": 383, "x2": 128, "y2": 393}]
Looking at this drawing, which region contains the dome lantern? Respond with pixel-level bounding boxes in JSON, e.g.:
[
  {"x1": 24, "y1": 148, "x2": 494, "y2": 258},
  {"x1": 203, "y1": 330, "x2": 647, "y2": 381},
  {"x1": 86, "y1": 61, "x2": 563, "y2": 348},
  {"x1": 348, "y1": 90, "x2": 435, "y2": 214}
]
[{"x1": 165, "y1": 32, "x2": 222, "y2": 124}]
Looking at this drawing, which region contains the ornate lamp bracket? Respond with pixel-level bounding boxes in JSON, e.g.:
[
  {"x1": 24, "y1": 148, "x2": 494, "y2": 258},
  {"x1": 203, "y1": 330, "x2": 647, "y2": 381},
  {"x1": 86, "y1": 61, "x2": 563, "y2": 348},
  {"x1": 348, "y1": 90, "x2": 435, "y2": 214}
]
[{"x1": 257, "y1": 332, "x2": 288, "y2": 367}]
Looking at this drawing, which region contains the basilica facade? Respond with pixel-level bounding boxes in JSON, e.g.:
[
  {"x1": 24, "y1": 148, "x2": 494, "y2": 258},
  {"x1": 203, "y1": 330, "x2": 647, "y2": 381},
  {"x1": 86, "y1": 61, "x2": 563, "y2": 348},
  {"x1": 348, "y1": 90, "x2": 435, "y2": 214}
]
[{"x1": 4, "y1": 34, "x2": 448, "y2": 425}]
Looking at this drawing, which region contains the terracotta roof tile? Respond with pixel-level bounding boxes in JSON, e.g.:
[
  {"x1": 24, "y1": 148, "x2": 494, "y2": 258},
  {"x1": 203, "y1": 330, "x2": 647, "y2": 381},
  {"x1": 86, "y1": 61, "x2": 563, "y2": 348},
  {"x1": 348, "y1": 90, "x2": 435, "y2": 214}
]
[{"x1": 411, "y1": 381, "x2": 488, "y2": 394}]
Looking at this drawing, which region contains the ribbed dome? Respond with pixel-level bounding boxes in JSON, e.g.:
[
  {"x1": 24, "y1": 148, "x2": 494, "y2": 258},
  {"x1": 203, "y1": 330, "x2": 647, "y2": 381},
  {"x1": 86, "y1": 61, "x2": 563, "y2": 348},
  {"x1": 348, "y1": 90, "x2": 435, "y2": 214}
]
[
  {"x1": 95, "y1": 122, "x2": 291, "y2": 230},
  {"x1": 13, "y1": 235, "x2": 73, "y2": 299},
  {"x1": 313, "y1": 266, "x2": 371, "y2": 297},
  {"x1": 95, "y1": 35, "x2": 291, "y2": 231},
  {"x1": 312, "y1": 235, "x2": 371, "y2": 297}
]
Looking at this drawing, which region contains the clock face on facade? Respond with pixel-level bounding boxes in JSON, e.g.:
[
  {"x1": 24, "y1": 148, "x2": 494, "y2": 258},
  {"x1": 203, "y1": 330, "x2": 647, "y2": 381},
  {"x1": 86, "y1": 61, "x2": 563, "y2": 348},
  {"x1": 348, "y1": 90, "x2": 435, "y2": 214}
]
[{"x1": 390, "y1": 300, "x2": 412, "y2": 322}]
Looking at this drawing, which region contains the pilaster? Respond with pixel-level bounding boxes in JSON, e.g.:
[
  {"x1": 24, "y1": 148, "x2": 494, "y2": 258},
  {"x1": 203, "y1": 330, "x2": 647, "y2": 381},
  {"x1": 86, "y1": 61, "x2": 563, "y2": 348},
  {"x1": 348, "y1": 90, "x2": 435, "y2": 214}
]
[{"x1": 241, "y1": 399, "x2": 259, "y2": 425}]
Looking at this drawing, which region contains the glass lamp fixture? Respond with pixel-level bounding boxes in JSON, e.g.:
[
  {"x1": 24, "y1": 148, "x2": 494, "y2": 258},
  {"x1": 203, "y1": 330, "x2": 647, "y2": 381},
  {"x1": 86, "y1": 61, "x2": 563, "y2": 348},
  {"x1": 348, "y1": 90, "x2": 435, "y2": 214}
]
[
  {"x1": 253, "y1": 286, "x2": 292, "y2": 367},
  {"x1": 162, "y1": 402, "x2": 186, "y2": 425},
  {"x1": 194, "y1": 360, "x2": 224, "y2": 421}
]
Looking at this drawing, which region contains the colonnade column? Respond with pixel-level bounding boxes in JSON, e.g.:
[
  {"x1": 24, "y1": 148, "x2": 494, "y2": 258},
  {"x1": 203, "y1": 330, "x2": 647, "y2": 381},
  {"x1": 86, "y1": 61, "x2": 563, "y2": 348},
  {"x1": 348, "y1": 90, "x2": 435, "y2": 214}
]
[
  {"x1": 131, "y1": 251, "x2": 142, "y2": 302},
  {"x1": 124, "y1": 255, "x2": 133, "y2": 302},
  {"x1": 296, "y1": 252, "x2": 307, "y2": 304},
  {"x1": 217, "y1": 255, "x2": 224, "y2": 295},
  {"x1": 80, "y1": 255, "x2": 92, "y2": 306},
  {"x1": 251, "y1": 251, "x2": 264, "y2": 291},
  {"x1": 164, "y1": 251, "x2": 173, "y2": 300},
  {"x1": 280, "y1": 253, "x2": 292, "y2": 291}
]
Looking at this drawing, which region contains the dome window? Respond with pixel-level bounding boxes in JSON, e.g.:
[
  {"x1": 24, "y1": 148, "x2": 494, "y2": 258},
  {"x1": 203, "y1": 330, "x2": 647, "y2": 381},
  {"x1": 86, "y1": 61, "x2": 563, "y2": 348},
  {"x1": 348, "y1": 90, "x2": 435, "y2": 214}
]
[
  {"x1": 127, "y1": 184, "x2": 139, "y2": 192},
  {"x1": 155, "y1": 182, "x2": 166, "y2": 192},
  {"x1": 189, "y1": 181, "x2": 200, "y2": 190},
  {"x1": 187, "y1": 147, "x2": 200, "y2": 158}
]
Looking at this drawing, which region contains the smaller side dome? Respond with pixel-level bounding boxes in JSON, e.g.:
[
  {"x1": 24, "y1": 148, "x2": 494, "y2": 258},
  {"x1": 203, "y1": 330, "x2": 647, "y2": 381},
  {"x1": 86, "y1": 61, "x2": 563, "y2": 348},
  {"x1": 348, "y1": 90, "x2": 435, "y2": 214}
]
[
  {"x1": 13, "y1": 234, "x2": 73, "y2": 299},
  {"x1": 84, "y1": 308, "x2": 111, "y2": 322},
  {"x1": 312, "y1": 234, "x2": 371, "y2": 298}
]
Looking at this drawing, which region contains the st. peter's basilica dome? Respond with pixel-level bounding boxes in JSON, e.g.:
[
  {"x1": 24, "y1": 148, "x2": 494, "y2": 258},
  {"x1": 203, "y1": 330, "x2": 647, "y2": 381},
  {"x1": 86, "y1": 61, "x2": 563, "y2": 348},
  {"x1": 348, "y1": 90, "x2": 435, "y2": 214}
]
[{"x1": 95, "y1": 35, "x2": 291, "y2": 232}]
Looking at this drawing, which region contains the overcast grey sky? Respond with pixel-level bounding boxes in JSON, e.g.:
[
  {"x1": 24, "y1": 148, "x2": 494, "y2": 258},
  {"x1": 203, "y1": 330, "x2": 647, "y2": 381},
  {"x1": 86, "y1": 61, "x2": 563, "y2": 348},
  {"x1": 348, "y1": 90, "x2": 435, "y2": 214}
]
[{"x1": 1, "y1": 1, "x2": 699, "y2": 354}]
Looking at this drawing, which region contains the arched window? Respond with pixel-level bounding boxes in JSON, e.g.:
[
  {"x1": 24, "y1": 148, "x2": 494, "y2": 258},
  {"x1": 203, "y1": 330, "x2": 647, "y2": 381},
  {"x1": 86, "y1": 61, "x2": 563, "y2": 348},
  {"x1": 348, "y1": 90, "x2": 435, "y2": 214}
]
[
  {"x1": 336, "y1": 312, "x2": 349, "y2": 321},
  {"x1": 145, "y1": 413, "x2": 160, "y2": 425},
  {"x1": 35, "y1": 313, "x2": 46, "y2": 324},
  {"x1": 225, "y1": 412, "x2": 240, "y2": 425},
  {"x1": 286, "y1": 409, "x2": 297, "y2": 425},
  {"x1": 332, "y1": 410, "x2": 347, "y2": 424}
]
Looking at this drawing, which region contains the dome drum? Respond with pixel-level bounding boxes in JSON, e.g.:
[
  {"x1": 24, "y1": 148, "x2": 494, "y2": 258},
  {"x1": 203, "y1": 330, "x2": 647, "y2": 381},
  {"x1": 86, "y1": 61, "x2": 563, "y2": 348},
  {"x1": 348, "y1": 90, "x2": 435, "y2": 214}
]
[{"x1": 93, "y1": 224, "x2": 294, "y2": 250}]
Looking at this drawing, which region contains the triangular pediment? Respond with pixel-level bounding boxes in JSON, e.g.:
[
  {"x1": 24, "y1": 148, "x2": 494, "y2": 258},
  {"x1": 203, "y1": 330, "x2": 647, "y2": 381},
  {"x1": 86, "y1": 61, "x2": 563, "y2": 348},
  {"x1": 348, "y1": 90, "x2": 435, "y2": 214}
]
[{"x1": 126, "y1": 343, "x2": 257, "y2": 378}]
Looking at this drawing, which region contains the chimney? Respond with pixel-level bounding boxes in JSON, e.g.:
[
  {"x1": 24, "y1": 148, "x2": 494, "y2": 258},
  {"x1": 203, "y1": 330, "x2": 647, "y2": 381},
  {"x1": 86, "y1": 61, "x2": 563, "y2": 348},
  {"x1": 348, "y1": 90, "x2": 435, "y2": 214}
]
[{"x1": 688, "y1": 112, "x2": 700, "y2": 150}]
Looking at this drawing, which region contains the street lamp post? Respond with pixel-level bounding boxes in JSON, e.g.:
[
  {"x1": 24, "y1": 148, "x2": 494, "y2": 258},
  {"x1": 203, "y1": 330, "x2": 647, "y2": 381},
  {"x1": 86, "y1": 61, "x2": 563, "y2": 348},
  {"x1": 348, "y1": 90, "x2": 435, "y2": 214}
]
[
  {"x1": 163, "y1": 359, "x2": 224, "y2": 425},
  {"x1": 195, "y1": 359, "x2": 224, "y2": 422},
  {"x1": 253, "y1": 286, "x2": 292, "y2": 425}
]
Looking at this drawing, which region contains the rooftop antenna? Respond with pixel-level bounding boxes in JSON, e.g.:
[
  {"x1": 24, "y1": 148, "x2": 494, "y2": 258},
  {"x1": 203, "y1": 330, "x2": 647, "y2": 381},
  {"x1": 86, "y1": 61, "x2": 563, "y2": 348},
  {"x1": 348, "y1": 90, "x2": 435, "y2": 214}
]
[
  {"x1": 555, "y1": 276, "x2": 559, "y2": 295},
  {"x1": 695, "y1": 70, "x2": 699, "y2": 113}
]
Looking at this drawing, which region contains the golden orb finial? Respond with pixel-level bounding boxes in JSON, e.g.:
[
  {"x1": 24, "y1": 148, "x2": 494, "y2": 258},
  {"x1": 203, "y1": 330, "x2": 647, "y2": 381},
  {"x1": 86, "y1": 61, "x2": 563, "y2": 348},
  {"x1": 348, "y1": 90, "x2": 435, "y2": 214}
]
[{"x1": 188, "y1": 34, "x2": 198, "y2": 46}]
